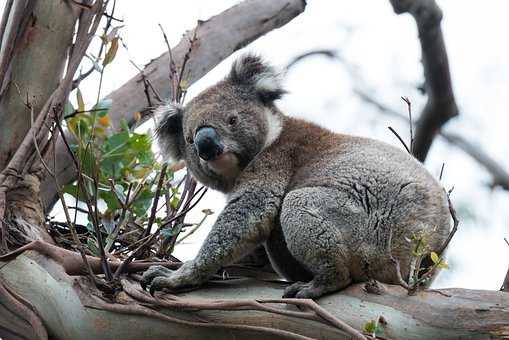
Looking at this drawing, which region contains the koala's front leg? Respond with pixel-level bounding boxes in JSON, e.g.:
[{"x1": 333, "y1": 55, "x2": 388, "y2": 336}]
[{"x1": 141, "y1": 188, "x2": 281, "y2": 294}]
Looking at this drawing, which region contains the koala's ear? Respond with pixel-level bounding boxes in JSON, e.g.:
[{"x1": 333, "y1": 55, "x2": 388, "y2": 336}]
[
  {"x1": 154, "y1": 102, "x2": 184, "y2": 161},
  {"x1": 228, "y1": 53, "x2": 286, "y2": 104}
]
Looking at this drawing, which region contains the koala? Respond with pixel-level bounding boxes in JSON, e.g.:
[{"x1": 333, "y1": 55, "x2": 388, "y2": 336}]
[{"x1": 141, "y1": 54, "x2": 451, "y2": 299}]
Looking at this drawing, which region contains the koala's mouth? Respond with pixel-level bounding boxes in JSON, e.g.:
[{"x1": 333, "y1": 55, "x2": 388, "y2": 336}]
[{"x1": 200, "y1": 151, "x2": 240, "y2": 178}]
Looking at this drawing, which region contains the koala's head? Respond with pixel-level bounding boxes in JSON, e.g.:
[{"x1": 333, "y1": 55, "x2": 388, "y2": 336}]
[{"x1": 155, "y1": 54, "x2": 285, "y2": 192}]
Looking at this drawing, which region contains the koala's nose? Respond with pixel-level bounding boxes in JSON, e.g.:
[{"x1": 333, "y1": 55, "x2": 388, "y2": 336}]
[{"x1": 194, "y1": 127, "x2": 224, "y2": 161}]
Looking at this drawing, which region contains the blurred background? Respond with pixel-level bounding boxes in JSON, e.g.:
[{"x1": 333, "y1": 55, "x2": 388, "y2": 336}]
[{"x1": 16, "y1": 0, "x2": 508, "y2": 290}]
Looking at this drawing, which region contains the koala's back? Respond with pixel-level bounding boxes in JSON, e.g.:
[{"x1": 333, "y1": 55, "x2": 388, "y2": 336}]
[{"x1": 276, "y1": 117, "x2": 451, "y2": 282}]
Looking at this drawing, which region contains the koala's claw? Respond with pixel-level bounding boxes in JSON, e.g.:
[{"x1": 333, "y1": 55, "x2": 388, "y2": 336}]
[
  {"x1": 140, "y1": 265, "x2": 174, "y2": 293},
  {"x1": 283, "y1": 281, "x2": 307, "y2": 298},
  {"x1": 283, "y1": 281, "x2": 329, "y2": 299}
]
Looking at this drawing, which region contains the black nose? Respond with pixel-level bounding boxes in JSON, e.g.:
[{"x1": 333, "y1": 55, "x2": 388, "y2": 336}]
[{"x1": 194, "y1": 127, "x2": 224, "y2": 161}]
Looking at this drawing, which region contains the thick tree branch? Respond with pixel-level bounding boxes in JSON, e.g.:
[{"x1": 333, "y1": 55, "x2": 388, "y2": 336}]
[
  {"x1": 389, "y1": 0, "x2": 458, "y2": 162},
  {"x1": 41, "y1": 0, "x2": 306, "y2": 212},
  {"x1": 0, "y1": 0, "x2": 80, "y2": 170},
  {"x1": 1, "y1": 253, "x2": 508, "y2": 340}
]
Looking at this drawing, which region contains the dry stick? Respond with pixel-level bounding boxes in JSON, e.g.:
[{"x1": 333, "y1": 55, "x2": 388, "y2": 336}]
[
  {"x1": 72, "y1": 0, "x2": 116, "y2": 90},
  {"x1": 176, "y1": 213, "x2": 209, "y2": 245},
  {"x1": 401, "y1": 96, "x2": 414, "y2": 154},
  {"x1": 436, "y1": 194, "x2": 459, "y2": 257},
  {"x1": 176, "y1": 30, "x2": 198, "y2": 101},
  {"x1": 502, "y1": 238, "x2": 509, "y2": 292},
  {"x1": 112, "y1": 187, "x2": 207, "y2": 279},
  {"x1": 119, "y1": 37, "x2": 163, "y2": 104},
  {"x1": 286, "y1": 49, "x2": 339, "y2": 70},
  {"x1": 158, "y1": 23, "x2": 178, "y2": 101},
  {"x1": 105, "y1": 181, "x2": 133, "y2": 251},
  {"x1": 388, "y1": 126, "x2": 410, "y2": 154},
  {"x1": 163, "y1": 175, "x2": 198, "y2": 253},
  {"x1": 439, "y1": 162, "x2": 445, "y2": 181},
  {"x1": 160, "y1": 182, "x2": 202, "y2": 230},
  {"x1": 30, "y1": 108, "x2": 97, "y2": 282},
  {"x1": 54, "y1": 116, "x2": 113, "y2": 281},
  {"x1": 140, "y1": 163, "x2": 168, "y2": 240}
]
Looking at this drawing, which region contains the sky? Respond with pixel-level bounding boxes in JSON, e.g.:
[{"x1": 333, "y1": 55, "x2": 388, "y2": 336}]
[{"x1": 2, "y1": 0, "x2": 507, "y2": 290}]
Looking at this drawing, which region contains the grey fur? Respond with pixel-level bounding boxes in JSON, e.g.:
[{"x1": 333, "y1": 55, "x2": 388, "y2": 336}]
[{"x1": 143, "y1": 54, "x2": 451, "y2": 298}]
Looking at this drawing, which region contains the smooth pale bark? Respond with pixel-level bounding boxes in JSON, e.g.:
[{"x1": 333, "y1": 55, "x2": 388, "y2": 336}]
[
  {"x1": 40, "y1": 0, "x2": 307, "y2": 212},
  {"x1": 0, "y1": 0, "x2": 79, "y2": 169},
  {"x1": 1, "y1": 254, "x2": 508, "y2": 340}
]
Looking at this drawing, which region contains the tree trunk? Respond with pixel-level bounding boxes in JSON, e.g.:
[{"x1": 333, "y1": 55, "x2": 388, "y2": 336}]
[{"x1": 0, "y1": 0, "x2": 80, "y2": 247}]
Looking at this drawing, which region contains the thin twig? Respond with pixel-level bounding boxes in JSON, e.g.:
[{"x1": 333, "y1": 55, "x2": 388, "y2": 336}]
[
  {"x1": 388, "y1": 126, "x2": 411, "y2": 154},
  {"x1": 401, "y1": 96, "x2": 414, "y2": 154},
  {"x1": 140, "y1": 163, "x2": 168, "y2": 240},
  {"x1": 113, "y1": 187, "x2": 207, "y2": 279}
]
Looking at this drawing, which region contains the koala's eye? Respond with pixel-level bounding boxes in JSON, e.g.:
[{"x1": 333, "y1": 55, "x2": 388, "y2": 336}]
[{"x1": 227, "y1": 115, "x2": 238, "y2": 126}]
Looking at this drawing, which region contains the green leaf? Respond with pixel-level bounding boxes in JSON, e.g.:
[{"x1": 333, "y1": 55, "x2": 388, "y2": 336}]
[
  {"x1": 131, "y1": 187, "x2": 155, "y2": 217},
  {"x1": 202, "y1": 209, "x2": 214, "y2": 216},
  {"x1": 437, "y1": 261, "x2": 449, "y2": 269},
  {"x1": 87, "y1": 237, "x2": 100, "y2": 256},
  {"x1": 113, "y1": 184, "x2": 126, "y2": 204},
  {"x1": 119, "y1": 117, "x2": 129, "y2": 132},
  {"x1": 161, "y1": 223, "x2": 184, "y2": 240},
  {"x1": 364, "y1": 320, "x2": 376, "y2": 334},
  {"x1": 430, "y1": 251, "x2": 439, "y2": 264},
  {"x1": 105, "y1": 25, "x2": 124, "y2": 42},
  {"x1": 62, "y1": 183, "x2": 89, "y2": 202},
  {"x1": 66, "y1": 113, "x2": 93, "y2": 142},
  {"x1": 364, "y1": 319, "x2": 384, "y2": 337},
  {"x1": 99, "y1": 189, "x2": 122, "y2": 212},
  {"x1": 76, "y1": 146, "x2": 97, "y2": 178},
  {"x1": 92, "y1": 98, "x2": 112, "y2": 117},
  {"x1": 64, "y1": 101, "x2": 75, "y2": 117},
  {"x1": 76, "y1": 88, "x2": 85, "y2": 112},
  {"x1": 103, "y1": 37, "x2": 119, "y2": 66},
  {"x1": 102, "y1": 210, "x2": 115, "y2": 234}
]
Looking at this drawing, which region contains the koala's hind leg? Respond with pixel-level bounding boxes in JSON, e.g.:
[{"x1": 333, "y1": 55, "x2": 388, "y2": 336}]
[{"x1": 280, "y1": 187, "x2": 358, "y2": 299}]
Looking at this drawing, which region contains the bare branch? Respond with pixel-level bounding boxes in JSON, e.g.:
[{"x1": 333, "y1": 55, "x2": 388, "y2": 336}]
[
  {"x1": 389, "y1": 0, "x2": 459, "y2": 162},
  {"x1": 285, "y1": 49, "x2": 341, "y2": 70}
]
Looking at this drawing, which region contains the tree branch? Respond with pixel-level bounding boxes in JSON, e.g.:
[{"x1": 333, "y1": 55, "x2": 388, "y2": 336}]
[
  {"x1": 0, "y1": 0, "x2": 80, "y2": 170},
  {"x1": 41, "y1": 0, "x2": 306, "y2": 212},
  {"x1": 1, "y1": 253, "x2": 508, "y2": 340},
  {"x1": 389, "y1": 0, "x2": 459, "y2": 162}
]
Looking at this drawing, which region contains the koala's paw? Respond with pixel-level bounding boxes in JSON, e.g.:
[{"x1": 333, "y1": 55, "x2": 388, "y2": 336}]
[
  {"x1": 140, "y1": 262, "x2": 202, "y2": 295},
  {"x1": 282, "y1": 281, "x2": 328, "y2": 299}
]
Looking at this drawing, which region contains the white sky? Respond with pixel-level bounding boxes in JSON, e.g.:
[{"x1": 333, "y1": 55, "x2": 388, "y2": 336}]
[{"x1": 2, "y1": 0, "x2": 507, "y2": 290}]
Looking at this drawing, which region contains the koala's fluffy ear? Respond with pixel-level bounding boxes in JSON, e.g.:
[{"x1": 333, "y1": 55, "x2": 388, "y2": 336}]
[
  {"x1": 228, "y1": 54, "x2": 286, "y2": 104},
  {"x1": 154, "y1": 102, "x2": 184, "y2": 161}
]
